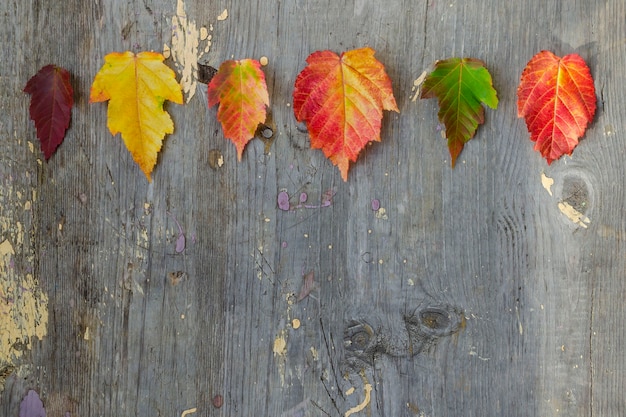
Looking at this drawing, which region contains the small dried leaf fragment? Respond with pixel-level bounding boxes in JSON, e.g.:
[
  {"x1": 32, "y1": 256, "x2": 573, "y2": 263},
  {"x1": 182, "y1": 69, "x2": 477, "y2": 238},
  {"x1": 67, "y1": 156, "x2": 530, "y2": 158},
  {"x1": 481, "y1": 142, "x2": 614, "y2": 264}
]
[
  {"x1": 517, "y1": 51, "x2": 596, "y2": 164},
  {"x1": 207, "y1": 59, "x2": 269, "y2": 160},
  {"x1": 90, "y1": 51, "x2": 183, "y2": 181},
  {"x1": 297, "y1": 270, "x2": 316, "y2": 301},
  {"x1": 24, "y1": 65, "x2": 74, "y2": 160},
  {"x1": 420, "y1": 58, "x2": 498, "y2": 167},
  {"x1": 293, "y1": 47, "x2": 399, "y2": 181}
]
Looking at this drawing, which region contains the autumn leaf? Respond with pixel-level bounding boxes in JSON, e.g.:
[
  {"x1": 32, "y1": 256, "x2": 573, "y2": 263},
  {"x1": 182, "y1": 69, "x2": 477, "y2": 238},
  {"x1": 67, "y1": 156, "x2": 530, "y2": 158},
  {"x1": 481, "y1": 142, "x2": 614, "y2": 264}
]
[
  {"x1": 207, "y1": 59, "x2": 269, "y2": 160},
  {"x1": 293, "y1": 47, "x2": 399, "y2": 181},
  {"x1": 420, "y1": 58, "x2": 498, "y2": 167},
  {"x1": 90, "y1": 51, "x2": 183, "y2": 181},
  {"x1": 24, "y1": 65, "x2": 74, "y2": 160},
  {"x1": 517, "y1": 51, "x2": 596, "y2": 164}
]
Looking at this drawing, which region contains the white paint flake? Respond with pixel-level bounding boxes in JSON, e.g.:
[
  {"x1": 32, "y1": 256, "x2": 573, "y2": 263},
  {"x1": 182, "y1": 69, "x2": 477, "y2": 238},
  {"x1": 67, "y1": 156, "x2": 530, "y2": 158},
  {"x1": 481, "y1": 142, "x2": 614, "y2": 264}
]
[
  {"x1": 217, "y1": 9, "x2": 228, "y2": 21},
  {"x1": 541, "y1": 172, "x2": 554, "y2": 196},
  {"x1": 558, "y1": 201, "x2": 590, "y2": 228},
  {"x1": 168, "y1": 0, "x2": 212, "y2": 102}
]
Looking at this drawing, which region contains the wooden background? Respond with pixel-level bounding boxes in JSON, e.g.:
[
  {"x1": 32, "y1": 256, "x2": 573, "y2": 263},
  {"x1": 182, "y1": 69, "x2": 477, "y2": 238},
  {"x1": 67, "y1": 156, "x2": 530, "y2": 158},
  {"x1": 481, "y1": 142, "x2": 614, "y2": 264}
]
[{"x1": 1, "y1": 0, "x2": 625, "y2": 416}]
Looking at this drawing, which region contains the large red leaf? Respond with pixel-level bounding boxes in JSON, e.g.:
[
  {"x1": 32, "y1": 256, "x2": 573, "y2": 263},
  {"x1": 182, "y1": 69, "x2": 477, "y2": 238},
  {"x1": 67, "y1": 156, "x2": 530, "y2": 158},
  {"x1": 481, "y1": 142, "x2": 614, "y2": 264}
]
[
  {"x1": 293, "y1": 47, "x2": 399, "y2": 181},
  {"x1": 207, "y1": 59, "x2": 269, "y2": 160},
  {"x1": 24, "y1": 65, "x2": 74, "y2": 160},
  {"x1": 517, "y1": 51, "x2": 596, "y2": 164}
]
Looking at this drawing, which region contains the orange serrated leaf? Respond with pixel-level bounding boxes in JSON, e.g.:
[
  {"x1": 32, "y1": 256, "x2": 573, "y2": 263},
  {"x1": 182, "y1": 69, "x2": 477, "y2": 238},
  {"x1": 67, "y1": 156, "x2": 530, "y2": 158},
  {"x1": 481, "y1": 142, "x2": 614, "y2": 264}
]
[
  {"x1": 24, "y1": 65, "x2": 74, "y2": 160},
  {"x1": 207, "y1": 59, "x2": 269, "y2": 160},
  {"x1": 517, "y1": 51, "x2": 596, "y2": 164},
  {"x1": 90, "y1": 51, "x2": 183, "y2": 181},
  {"x1": 293, "y1": 47, "x2": 399, "y2": 181}
]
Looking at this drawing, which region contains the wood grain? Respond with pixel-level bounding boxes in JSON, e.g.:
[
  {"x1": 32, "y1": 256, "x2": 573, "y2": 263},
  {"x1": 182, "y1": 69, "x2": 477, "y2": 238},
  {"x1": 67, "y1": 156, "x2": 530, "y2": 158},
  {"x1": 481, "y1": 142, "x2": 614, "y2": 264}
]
[{"x1": 1, "y1": 0, "x2": 625, "y2": 416}]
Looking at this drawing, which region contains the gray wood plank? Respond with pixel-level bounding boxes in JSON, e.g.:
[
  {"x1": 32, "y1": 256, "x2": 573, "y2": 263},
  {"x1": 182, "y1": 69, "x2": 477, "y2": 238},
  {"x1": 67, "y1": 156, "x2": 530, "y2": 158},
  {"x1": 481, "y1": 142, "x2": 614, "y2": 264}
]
[{"x1": 1, "y1": 0, "x2": 625, "y2": 416}]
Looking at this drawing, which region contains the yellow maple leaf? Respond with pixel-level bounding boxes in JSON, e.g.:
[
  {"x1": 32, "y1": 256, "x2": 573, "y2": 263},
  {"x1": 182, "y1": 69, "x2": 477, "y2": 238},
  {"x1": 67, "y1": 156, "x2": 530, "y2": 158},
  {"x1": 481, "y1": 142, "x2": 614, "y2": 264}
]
[{"x1": 90, "y1": 51, "x2": 183, "y2": 181}]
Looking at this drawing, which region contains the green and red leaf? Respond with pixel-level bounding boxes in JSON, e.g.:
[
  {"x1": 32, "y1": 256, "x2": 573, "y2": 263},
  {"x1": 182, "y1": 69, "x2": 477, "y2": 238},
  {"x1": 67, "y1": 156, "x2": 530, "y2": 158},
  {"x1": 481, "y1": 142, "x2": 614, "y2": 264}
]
[
  {"x1": 517, "y1": 51, "x2": 596, "y2": 164},
  {"x1": 24, "y1": 65, "x2": 74, "y2": 160},
  {"x1": 207, "y1": 59, "x2": 269, "y2": 160},
  {"x1": 293, "y1": 47, "x2": 399, "y2": 181},
  {"x1": 420, "y1": 58, "x2": 498, "y2": 167}
]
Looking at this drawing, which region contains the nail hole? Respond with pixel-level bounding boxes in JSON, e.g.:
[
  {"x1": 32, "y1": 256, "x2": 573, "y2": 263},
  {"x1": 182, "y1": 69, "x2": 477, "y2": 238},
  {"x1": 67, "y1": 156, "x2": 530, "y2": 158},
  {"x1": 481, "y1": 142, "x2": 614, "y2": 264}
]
[
  {"x1": 261, "y1": 126, "x2": 273, "y2": 138},
  {"x1": 198, "y1": 63, "x2": 218, "y2": 84},
  {"x1": 208, "y1": 149, "x2": 224, "y2": 169}
]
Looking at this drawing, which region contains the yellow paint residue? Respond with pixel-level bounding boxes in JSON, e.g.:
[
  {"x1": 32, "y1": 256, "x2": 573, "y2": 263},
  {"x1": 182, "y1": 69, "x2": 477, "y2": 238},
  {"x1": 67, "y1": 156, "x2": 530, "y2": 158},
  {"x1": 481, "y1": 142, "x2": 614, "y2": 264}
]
[
  {"x1": 1, "y1": 177, "x2": 49, "y2": 371},
  {"x1": 374, "y1": 207, "x2": 388, "y2": 220},
  {"x1": 200, "y1": 27, "x2": 209, "y2": 41},
  {"x1": 171, "y1": 0, "x2": 199, "y2": 102},
  {"x1": 344, "y1": 384, "x2": 372, "y2": 417},
  {"x1": 291, "y1": 318, "x2": 301, "y2": 329},
  {"x1": 273, "y1": 330, "x2": 288, "y2": 386},
  {"x1": 558, "y1": 202, "x2": 590, "y2": 228},
  {"x1": 1, "y1": 249, "x2": 49, "y2": 364},
  {"x1": 180, "y1": 408, "x2": 197, "y2": 417},
  {"x1": 410, "y1": 70, "x2": 428, "y2": 102},
  {"x1": 541, "y1": 172, "x2": 554, "y2": 196},
  {"x1": 273, "y1": 332, "x2": 287, "y2": 356},
  {"x1": 0, "y1": 239, "x2": 13, "y2": 258},
  {"x1": 217, "y1": 9, "x2": 228, "y2": 21}
]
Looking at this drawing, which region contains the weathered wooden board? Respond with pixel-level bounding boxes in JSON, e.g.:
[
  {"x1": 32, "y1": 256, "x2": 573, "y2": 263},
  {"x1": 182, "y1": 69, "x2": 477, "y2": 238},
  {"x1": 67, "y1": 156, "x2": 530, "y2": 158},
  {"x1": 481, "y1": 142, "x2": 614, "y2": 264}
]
[{"x1": 1, "y1": 0, "x2": 625, "y2": 416}]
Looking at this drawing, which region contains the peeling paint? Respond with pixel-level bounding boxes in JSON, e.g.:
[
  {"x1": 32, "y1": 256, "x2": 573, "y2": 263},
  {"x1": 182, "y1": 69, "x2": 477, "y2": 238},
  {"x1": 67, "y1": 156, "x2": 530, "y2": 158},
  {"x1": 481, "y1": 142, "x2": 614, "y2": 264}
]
[
  {"x1": 273, "y1": 332, "x2": 287, "y2": 356},
  {"x1": 180, "y1": 407, "x2": 197, "y2": 417},
  {"x1": 541, "y1": 172, "x2": 554, "y2": 196},
  {"x1": 1, "y1": 175, "x2": 48, "y2": 374},
  {"x1": 558, "y1": 201, "x2": 590, "y2": 228},
  {"x1": 168, "y1": 0, "x2": 212, "y2": 102},
  {"x1": 344, "y1": 383, "x2": 372, "y2": 417},
  {"x1": 273, "y1": 330, "x2": 288, "y2": 386},
  {"x1": 374, "y1": 207, "x2": 388, "y2": 220},
  {"x1": 217, "y1": 9, "x2": 228, "y2": 21},
  {"x1": 1, "y1": 244, "x2": 48, "y2": 365},
  {"x1": 410, "y1": 70, "x2": 428, "y2": 102}
]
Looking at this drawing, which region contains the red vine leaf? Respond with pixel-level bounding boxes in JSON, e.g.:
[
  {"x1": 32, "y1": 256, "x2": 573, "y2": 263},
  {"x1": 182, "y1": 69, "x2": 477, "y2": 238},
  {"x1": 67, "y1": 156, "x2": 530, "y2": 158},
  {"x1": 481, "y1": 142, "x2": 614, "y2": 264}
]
[
  {"x1": 293, "y1": 47, "x2": 399, "y2": 181},
  {"x1": 517, "y1": 51, "x2": 596, "y2": 164},
  {"x1": 24, "y1": 65, "x2": 74, "y2": 160}
]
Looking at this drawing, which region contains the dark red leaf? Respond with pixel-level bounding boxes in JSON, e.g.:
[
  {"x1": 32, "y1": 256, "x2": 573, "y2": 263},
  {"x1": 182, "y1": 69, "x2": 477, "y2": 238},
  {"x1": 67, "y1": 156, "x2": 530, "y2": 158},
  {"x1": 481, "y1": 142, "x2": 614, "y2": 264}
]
[{"x1": 24, "y1": 65, "x2": 74, "y2": 160}]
